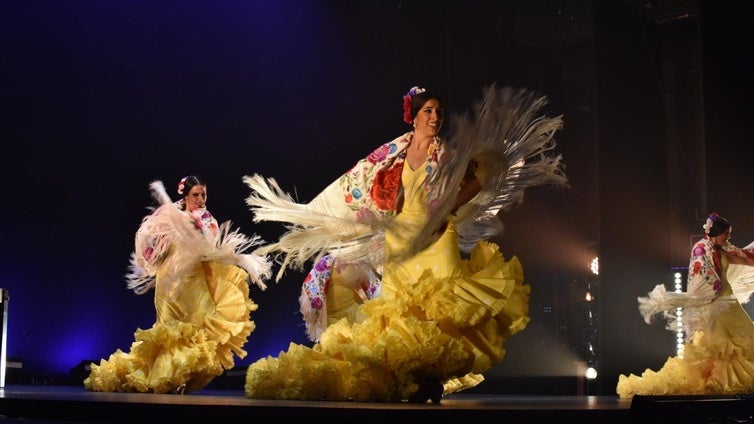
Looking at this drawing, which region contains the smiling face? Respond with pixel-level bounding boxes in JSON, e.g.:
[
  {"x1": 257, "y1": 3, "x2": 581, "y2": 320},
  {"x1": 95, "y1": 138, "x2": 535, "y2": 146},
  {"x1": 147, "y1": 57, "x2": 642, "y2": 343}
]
[
  {"x1": 413, "y1": 98, "x2": 443, "y2": 137},
  {"x1": 184, "y1": 184, "x2": 207, "y2": 212}
]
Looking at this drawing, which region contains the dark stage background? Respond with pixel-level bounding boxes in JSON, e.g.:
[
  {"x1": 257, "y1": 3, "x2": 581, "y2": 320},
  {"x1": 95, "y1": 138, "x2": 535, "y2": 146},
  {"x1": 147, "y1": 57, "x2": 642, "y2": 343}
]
[{"x1": 1, "y1": 0, "x2": 752, "y2": 396}]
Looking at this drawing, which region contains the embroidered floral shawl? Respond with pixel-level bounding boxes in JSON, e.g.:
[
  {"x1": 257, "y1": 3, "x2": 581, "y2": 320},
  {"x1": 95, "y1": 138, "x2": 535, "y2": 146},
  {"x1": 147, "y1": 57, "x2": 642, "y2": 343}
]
[{"x1": 309, "y1": 132, "x2": 444, "y2": 221}]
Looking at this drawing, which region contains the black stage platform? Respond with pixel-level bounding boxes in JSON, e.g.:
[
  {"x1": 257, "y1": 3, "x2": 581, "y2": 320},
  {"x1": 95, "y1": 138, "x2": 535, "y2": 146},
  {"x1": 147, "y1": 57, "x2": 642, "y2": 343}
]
[{"x1": 1, "y1": 384, "x2": 753, "y2": 424}]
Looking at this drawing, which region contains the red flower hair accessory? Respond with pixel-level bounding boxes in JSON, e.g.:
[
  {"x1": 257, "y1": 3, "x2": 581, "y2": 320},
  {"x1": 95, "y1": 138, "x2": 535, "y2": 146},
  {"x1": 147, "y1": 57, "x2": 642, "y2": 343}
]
[
  {"x1": 402, "y1": 86, "x2": 426, "y2": 124},
  {"x1": 177, "y1": 176, "x2": 189, "y2": 195}
]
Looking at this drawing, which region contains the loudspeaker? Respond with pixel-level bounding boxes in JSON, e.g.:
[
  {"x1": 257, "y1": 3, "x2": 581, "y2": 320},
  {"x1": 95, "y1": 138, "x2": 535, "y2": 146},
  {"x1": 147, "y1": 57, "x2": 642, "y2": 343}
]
[{"x1": 631, "y1": 394, "x2": 754, "y2": 423}]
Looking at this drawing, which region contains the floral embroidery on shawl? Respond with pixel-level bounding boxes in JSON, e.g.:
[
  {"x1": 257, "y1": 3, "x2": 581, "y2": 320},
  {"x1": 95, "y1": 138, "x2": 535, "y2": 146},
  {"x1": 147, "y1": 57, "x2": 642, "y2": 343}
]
[
  {"x1": 337, "y1": 132, "x2": 446, "y2": 218},
  {"x1": 690, "y1": 239, "x2": 754, "y2": 298},
  {"x1": 689, "y1": 238, "x2": 723, "y2": 295},
  {"x1": 303, "y1": 254, "x2": 334, "y2": 312},
  {"x1": 300, "y1": 253, "x2": 383, "y2": 341},
  {"x1": 302, "y1": 254, "x2": 383, "y2": 313}
]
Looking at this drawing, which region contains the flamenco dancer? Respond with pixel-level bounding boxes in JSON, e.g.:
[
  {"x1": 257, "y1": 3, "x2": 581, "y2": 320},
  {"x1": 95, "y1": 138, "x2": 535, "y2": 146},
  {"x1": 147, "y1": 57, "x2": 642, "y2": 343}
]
[
  {"x1": 617, "y1": 212, "x2": 754, "y2": 398},
  {"x1": 242, "y1": 84, "x2": 567, "y2": 402},
  {"x1": 84, "y1": 175, "x2": 272, "y2": 394}
]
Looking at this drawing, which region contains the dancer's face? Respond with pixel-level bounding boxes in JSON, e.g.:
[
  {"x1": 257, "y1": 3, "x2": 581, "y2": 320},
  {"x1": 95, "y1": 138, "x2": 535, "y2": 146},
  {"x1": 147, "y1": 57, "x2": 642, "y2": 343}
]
[
  {"x1": 184, "y1": 185, "x2": 207, "y2": 212},
  {"x1": 710, "y1": 228, "x2": 731, "y2": 247},
  {"x1": 413, "y1": 98, "x2": 443, "y2": 137}
]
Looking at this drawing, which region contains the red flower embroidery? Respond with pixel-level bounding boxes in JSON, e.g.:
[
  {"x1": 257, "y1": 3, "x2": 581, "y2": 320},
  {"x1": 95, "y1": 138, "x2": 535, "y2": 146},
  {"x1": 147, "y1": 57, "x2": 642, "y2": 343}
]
[
  {"x1": 370, "y1": 165, "x2": 402, "y2": 211},
  {"x1": 143, "y1": 247, "x2": 154, "y2": 262},
  {"x1": 311, "y1": 297, "x2": 323, "y2": 310}
]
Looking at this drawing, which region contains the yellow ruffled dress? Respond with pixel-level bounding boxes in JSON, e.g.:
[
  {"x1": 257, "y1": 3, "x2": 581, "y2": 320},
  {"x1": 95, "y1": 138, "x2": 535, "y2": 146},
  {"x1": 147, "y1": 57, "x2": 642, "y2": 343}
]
[
  {"x1": 85, "y1": 262, "x2": 257, "y2": 393},
  {"x1": 245, "y1": 162, "x2": 529, "y2": 402},
  {"x1": 617, "y1": 254, "x2": 754, "y2": 398},
  {"x1": 84, "y1": 181, "x2": 270, "y2": 394}
]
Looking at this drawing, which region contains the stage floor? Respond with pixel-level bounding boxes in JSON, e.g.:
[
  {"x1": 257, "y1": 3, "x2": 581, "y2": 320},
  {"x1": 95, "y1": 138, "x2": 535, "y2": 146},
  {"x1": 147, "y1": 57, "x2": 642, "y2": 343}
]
[
  {"x1": 0, "y1": 384, "x2": 636, "y2": 423},
  {"x1": 1, "y1": 384, "x2": 753, "y2": 423}
]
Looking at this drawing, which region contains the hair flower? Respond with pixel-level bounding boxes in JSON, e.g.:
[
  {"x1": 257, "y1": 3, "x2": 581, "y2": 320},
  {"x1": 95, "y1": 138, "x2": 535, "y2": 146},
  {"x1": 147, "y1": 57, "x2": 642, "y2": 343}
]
[
  {"x1": 703, "y1": 212, "x2": 719, "y2": 234},
  {"x1": 402, "y1": 85, "x2": 426, "y2": 124},
  {"x1": 407, "y1": 86, "x2": 425, "y2": 97},
  {"x1": 177, "y1": 176, "x2": 189, "y2": 195}
]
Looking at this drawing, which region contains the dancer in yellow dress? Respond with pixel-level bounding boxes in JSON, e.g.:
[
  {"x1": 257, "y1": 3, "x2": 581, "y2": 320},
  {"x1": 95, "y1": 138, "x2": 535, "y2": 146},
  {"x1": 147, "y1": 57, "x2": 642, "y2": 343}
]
[
  {"x1": 242, "y1": 85, "x2": 567, "y2": 402},
  {"x1": 617, "y1": 212, "x2": 754, "y2": 398},
  {"x1": 84, "y1": 175, "x2": 272, "y2": 394}
]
